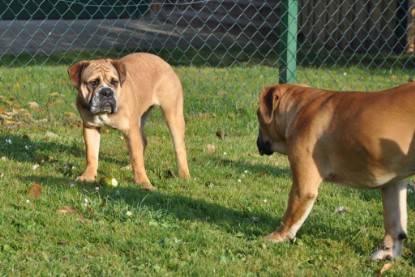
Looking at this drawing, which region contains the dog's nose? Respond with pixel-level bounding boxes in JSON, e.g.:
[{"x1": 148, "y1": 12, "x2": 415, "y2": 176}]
[
  {"x1": 257, "y1": 137, "x2": 274, "y2": 156},
  {"x1": 100, "y1": 88, "x2": 113, "y2": 97}
]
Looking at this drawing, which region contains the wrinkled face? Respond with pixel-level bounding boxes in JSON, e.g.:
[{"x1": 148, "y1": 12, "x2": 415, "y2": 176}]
[{"x1": 68, "y1": 59, "x2": 126, "y2": 114}]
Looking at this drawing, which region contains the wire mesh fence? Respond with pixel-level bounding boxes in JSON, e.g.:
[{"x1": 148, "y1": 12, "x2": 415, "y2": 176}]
[
  {"x1": 1, "y1": 1, "x2": 414, "y2": 73},
  {"x1": 1, "y1": 0, "x2": 415, "y2": 121}
]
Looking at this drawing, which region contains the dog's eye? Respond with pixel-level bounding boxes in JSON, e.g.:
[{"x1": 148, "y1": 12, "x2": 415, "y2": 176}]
[
  {"x1": 111, "y1": 79, "x2": 119, "y2": 87},
  {"x1": 88, "y1": 79, "x2": 100, "y2": 88}
]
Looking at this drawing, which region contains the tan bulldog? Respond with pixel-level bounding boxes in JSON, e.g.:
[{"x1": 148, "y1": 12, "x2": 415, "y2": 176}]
[
  {"x1": 68, "y1": 53, "x2": 190, "y2": 190},
  {"x1": 256, "y1": 83, "x2": 415, "y2": 260}
]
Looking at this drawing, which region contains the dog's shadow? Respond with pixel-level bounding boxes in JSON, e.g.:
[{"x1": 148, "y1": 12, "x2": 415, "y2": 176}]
[
  {"x1": 0, "y1": 133, "x2": 128, "y2": 168},
  {"x1": 3, "y1": 133, "x2": 415, "y2": 262}
]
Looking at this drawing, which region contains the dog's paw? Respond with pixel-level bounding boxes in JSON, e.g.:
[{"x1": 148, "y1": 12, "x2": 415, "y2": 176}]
[
  {"x1": 139, "y1": 183, "x2": 157, "y2": 191},
  {"x1": 371, "y1": 248, "x2": 394, "y2": 260},
  {"x1": 264, "y1": 231, "x2": 294, "y2": 243},
  {"x1": 76, "y1": 175, "x2": 96, "y2": 182},
  {"x1": 179, "y1": 171, "x2": 191, "y2": 179},
  {"x1": 371, "y1": 239, "x2": 404, "y2": 260}
]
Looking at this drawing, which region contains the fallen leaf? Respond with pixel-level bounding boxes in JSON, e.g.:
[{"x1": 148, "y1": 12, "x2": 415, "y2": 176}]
[
  {"x1": 57, "y1": 240, "x2": 69, "y2": 245},
  {"x1": 0, "y1": 107, "x2": 5, "y2": 114},
  {"x1": 216, "y1": 129, "x2": 227, "y2": 139},
  {"x1": 45, "y1": 131, "x2": 58, "y2": 139},
  {"x1": 56, "y1": 206, "x2": 76, "y2": 215},
  {"x1": 121, "y1": 165, "x2": 132, "y2": 171},
  {"x1": 258, "y1": 172, "x2": 267, "y2": 177},
  {"x1": 27, "y1": 184, "x2": 42, "y2": 198},
  {"x1": 49, "y1": 92, "x2": 60, "y2": 97},
  {"x1": 79, "y1": 215, "x2": 89, "y2": 222},
  {"x1": 64, "y1": 112, "x2": 77, "y2": 119},
  {"x1": 205, "y1": 144, "x2": 216, "y2": 154},
  {"x1": 27, "y1": 102, "x2": 40, "y2": 109},
  {"x1": 374, "y1": 262, "x2": 393, "y2": 276},
  {"x1": 2, "y1": 99, "x2": 13, "y2": 107}
]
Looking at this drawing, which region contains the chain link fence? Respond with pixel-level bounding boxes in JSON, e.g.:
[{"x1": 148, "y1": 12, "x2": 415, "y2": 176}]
[{"x1": 1, "y1": 0, "x2": 415, "y2": 121}]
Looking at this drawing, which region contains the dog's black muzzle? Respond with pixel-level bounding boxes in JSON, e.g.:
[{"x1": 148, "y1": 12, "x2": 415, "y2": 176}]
[
  {"x1": 90, "y1": 87, "x2": 118, "y2": 114},
  {"x1": 257, "y1": 136, "x2": 274, "y2": 156}
]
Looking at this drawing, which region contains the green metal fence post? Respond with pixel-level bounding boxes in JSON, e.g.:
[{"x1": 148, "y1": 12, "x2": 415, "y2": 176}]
[{"x1": 279, "y1": 0, "x2": 298, "y2": 84}]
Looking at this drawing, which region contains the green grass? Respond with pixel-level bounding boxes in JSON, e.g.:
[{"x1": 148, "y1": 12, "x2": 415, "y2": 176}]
[{"x1": 1, "y1": 57, "x2": 415, "y2": 276}]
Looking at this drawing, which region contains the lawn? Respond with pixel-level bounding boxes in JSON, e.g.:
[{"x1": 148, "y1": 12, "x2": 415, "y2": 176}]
[{"x1": 0, "y1": 54, "x2": 415, "y2": 275}]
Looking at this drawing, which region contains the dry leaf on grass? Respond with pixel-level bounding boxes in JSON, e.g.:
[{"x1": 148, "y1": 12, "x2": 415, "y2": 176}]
[
  {"x1": 216, "y1": 129, "x2": 227, "y2": 139},
  {"x1": 374, "y1": 263, "x2": 393, "y2": 276},
  {"x1": 57, "y1": 205, "x2": 90, "y2": 222},
  {"x1": 27, "y1": 102, "x2": 40, "y2": 109},
  {"x1": 56, "y1": 206, "x2": 77, "y2": 215},
  {"x1": 205, "y1": 144, "x2": 216, "y2": 154},
  {"x1": 27, "y1": 184, "x2": 42, "y2": 198}
]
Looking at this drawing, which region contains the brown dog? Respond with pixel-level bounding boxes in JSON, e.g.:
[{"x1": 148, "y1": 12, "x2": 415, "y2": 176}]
[
  {"x1": 256, "y1": 83, "x2": 415, "y2": 260},
  {"x1": 68, "y1": 53, "x2": 190, "y2": 190}
]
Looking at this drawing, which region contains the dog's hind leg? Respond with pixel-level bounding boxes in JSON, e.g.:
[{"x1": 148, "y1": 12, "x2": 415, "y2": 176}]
[
  {"x1": 140, "y1": 106, "x2": 153, "y2": 151},
  {"x1": 161, "y1": 103, "x2": 190, "y2": 180},
  {"x1": 371, "y1": 180, "x2": 407, "y2": 260}
]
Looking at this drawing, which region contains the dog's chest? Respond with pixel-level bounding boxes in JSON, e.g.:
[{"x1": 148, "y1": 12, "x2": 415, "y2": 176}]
[
  {"x1": 89, "y1": 114, "x2": 111, "y2": 127},
  {"x1": 88, "y1": 113, "x2": 129, "y2": 131}
]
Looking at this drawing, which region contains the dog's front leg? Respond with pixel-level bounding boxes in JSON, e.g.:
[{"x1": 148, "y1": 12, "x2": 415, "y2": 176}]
[
  {"x1": 371, "y1": 180, "x2": 407, "y2": 260},
  {"x1": 266, "y1": 161, "x2": 322, "y2": 242},
  {"x1": 124, "y1": 124, "x2": 155, "y2": 191},
  {"x1": 77, "y1": 126, "x2": 101, "y2": 182}
]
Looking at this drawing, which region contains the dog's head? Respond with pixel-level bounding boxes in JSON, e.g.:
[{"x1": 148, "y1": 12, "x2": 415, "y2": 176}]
[
  {"x1": 256, "y1": 85, "x2": 286, "y2": 156},
  {"x1": 68, "y1": 59, "x2": 126, "y2": 114}
]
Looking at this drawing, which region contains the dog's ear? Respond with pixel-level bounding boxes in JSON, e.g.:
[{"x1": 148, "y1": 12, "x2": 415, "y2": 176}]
[
  {"x1": 111, "y1": 60, "x2": 127, "y2": 87},
  {"x1": 68, "y1": 61, "x2": 90, "y2": 88},
  {"x1": 258, "y1": 86, "x2": 280, "y2": 124}
]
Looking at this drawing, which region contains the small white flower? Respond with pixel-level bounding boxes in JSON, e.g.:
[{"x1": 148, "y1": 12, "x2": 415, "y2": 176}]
[
  {"x1": 6, "y1": 138, "x2": 12, "y2": 144},
  {"x1": 26, "y1": 199, "x2": 30, "y2": 204},
  {"x1": 244, "y1": 170, "x2": 248, "y2": 173},
  {"x1": 237, "y1": 179, "x2": 242, "y2": 183},
  {"x1": 343, "y1": 72, "x2": 347, "y2": 76},
  {"x1": 95, "y1": 186, "x2": 100, "y2": 191},
  {"x1": 126, "y1": 211, "x2": 132, "y2": 216},
  {"x1": 263, "y1": 199, "x2": 267, "y2": 203},
  {"x1": 32, "y1": 164, "x2": 40, "y2": 170},
  {"x1": 251, "y1": 216, "x2": 259, "y2": 222},
  {"x1": 223, "y1": 152, "x2": 227, "y2": 156},
  {"x1": 335, "y1": 206, "x2": 347, "y2": 214},
  {"x1": 24, "y1": 145, "x2": 31, "y2": 150}
]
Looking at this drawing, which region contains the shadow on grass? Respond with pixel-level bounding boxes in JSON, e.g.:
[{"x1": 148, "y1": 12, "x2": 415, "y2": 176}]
[
  {"x1": 4, "y1": 133, "x2": 415, "y2": 261},
  {"x1": 0, "y1": 133, "x2": 128, "y2": 170}
]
